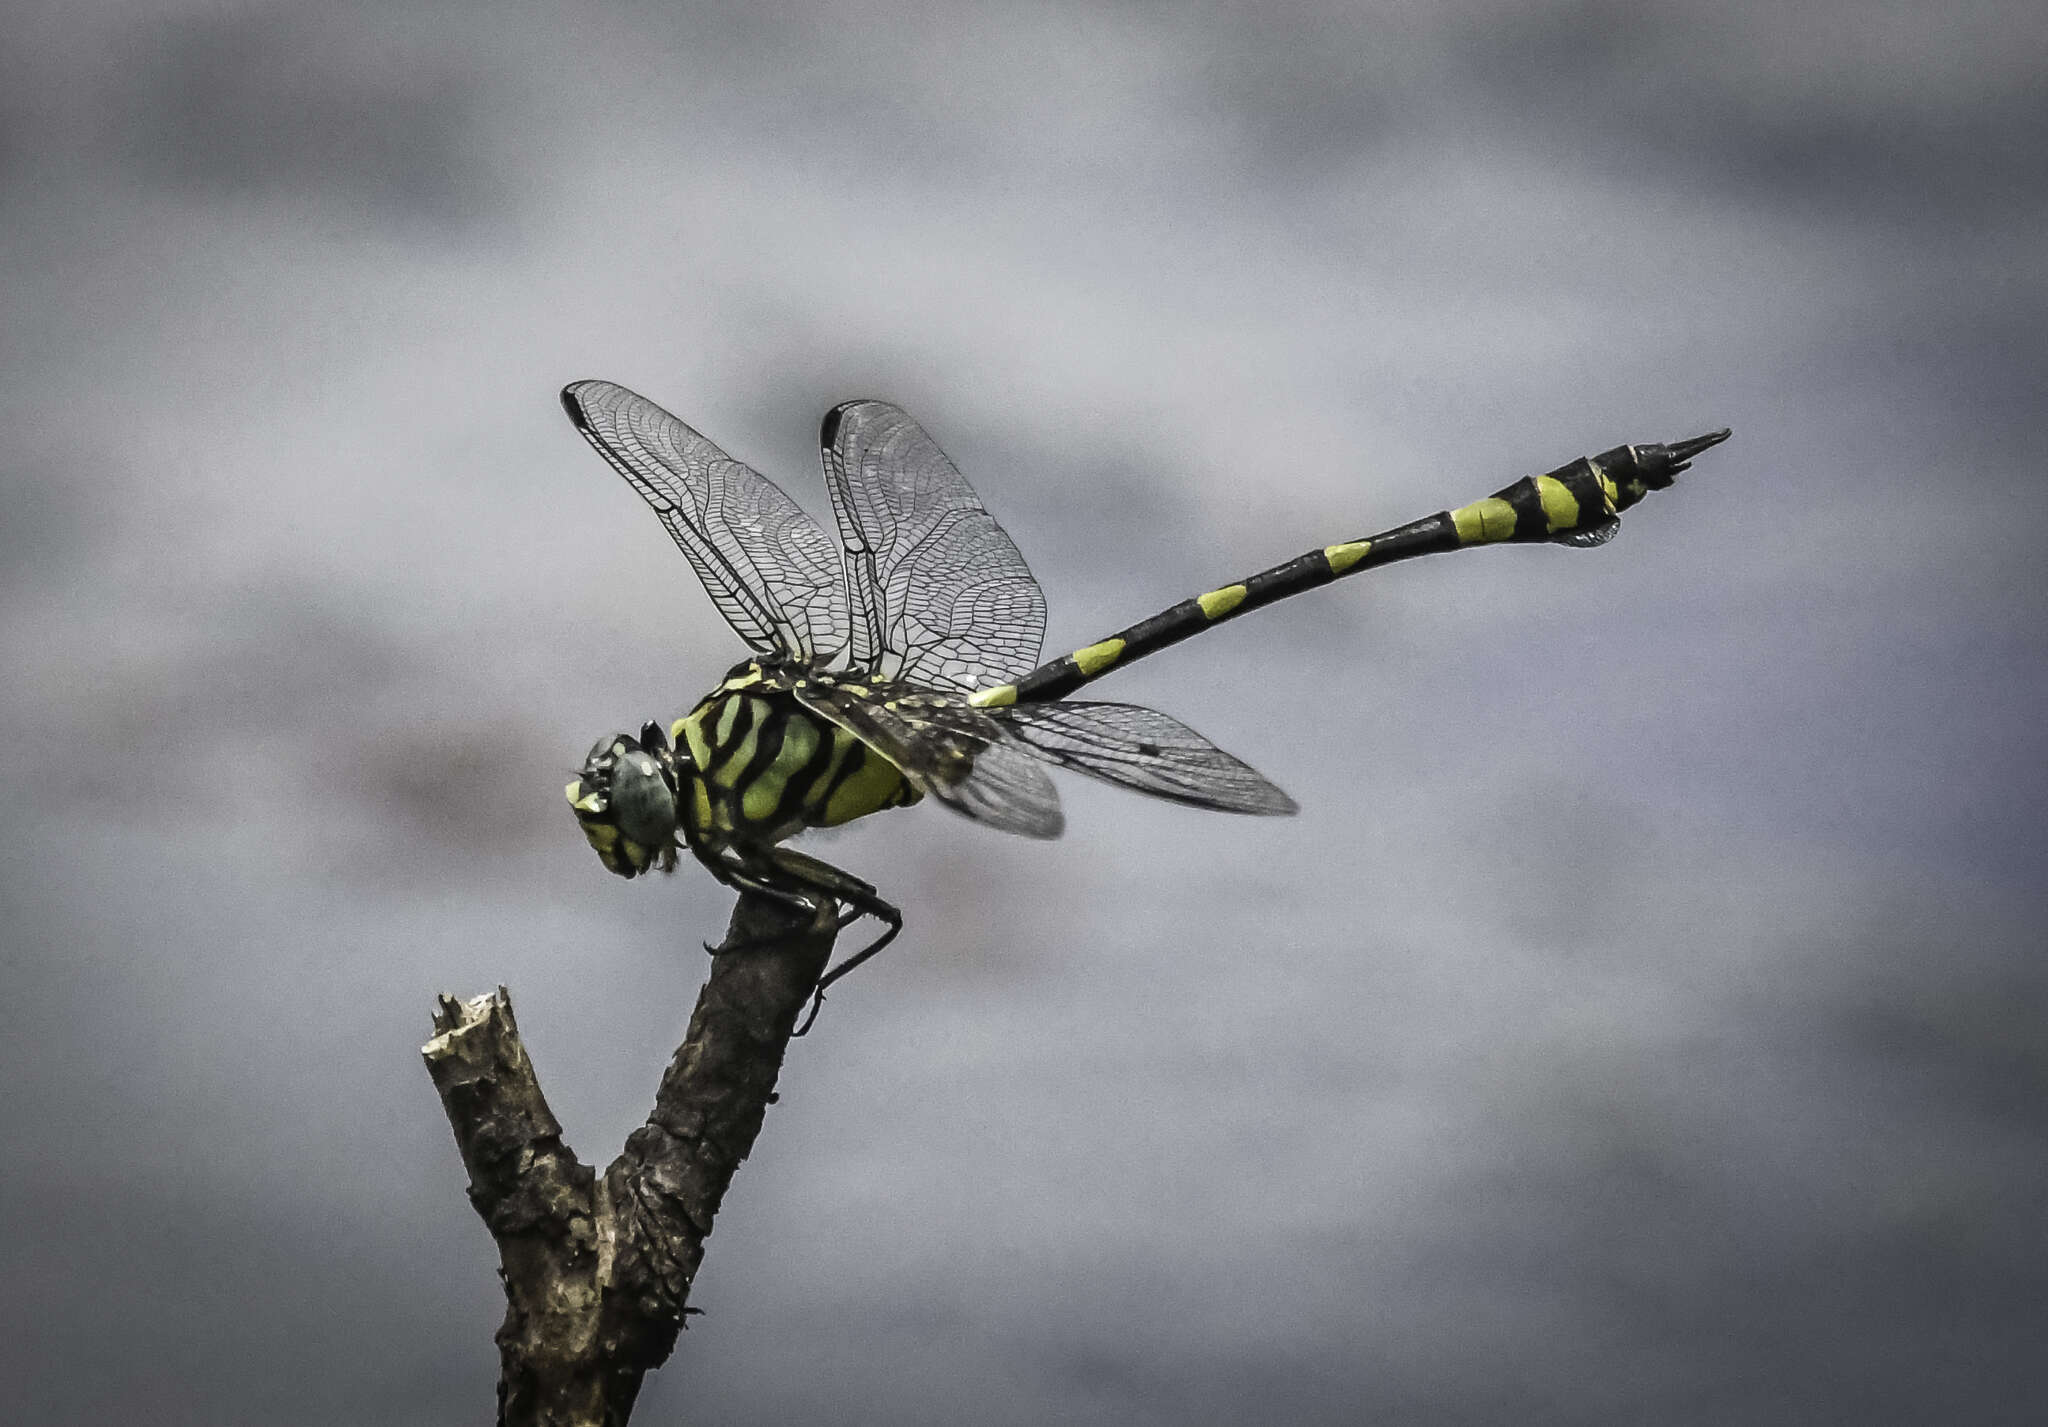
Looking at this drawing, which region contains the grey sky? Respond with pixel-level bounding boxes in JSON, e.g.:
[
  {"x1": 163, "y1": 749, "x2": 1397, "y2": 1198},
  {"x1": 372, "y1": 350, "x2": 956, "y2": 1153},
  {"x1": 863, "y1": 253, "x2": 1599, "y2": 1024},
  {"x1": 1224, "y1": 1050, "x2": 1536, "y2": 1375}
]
[{"x1": 3, "y1": 2, "x2": 2043, "y2": 1423}]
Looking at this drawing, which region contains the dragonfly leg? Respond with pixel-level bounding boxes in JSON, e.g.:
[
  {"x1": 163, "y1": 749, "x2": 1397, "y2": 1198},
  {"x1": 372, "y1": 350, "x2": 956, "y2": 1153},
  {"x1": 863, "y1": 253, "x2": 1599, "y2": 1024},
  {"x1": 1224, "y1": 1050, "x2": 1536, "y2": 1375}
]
[
  {"x1": 695, "y1": 850, "x2": 818, "y2": 954},
  {"x1": 797, "y1": 910, "x2": 902, "y2": 1037},
  {"x1": 696, "y1": 844, "x2": 903, "y2": 1033},
  {"x1": 741, "y1": 846, "x2": 903, "y2": 1036}
]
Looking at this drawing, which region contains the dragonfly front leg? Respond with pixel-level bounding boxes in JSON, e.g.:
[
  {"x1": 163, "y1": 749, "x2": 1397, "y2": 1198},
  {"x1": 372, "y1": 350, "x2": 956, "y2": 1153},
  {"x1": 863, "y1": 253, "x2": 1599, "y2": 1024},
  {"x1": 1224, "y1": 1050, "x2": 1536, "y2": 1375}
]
[
  {"x1": 694, "y1": 846, "x2": 820, "y2": 954},
  {"x1": 711, "y1": 844, "x2": 903, "y2": 1035}
]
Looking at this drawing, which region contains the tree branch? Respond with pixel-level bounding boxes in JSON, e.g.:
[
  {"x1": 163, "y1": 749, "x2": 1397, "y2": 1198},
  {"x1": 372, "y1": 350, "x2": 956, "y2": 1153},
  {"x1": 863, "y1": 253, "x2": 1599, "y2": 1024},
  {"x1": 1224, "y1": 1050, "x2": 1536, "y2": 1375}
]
[{"x1": 425, "y1": 893, "x2": 837, "y2": 1426}]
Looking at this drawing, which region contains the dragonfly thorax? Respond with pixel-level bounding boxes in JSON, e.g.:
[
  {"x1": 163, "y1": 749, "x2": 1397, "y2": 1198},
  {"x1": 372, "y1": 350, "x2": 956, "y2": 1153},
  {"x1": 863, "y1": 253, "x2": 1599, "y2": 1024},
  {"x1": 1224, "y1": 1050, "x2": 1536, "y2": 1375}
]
[{"x1": 672, "y1": 670, "x2": 923, "y2": 854}]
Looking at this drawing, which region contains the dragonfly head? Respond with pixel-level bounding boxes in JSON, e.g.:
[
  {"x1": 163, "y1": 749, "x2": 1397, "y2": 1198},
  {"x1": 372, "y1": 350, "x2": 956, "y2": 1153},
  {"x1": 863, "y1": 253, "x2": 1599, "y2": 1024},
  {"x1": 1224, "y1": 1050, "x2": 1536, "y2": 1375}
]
[{"x1": 565, "y1": 722, "x2": 683, "y2": 877}]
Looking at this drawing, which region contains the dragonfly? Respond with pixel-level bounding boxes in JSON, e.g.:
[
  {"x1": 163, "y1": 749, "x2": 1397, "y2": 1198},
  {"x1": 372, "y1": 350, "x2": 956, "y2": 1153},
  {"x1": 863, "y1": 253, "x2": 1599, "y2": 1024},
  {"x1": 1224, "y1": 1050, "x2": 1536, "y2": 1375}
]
[{"x1": 561, "y1": 379, "x2": 1729, "y2": 1030}]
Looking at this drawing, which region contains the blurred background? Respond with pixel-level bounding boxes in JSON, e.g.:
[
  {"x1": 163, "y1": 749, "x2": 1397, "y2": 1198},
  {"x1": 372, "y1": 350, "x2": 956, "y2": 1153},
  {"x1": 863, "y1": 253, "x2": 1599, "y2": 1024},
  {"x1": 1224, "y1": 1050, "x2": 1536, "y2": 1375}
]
[{"x1": 3, "y1": 2, "x2": 2043, "y2": 1422}]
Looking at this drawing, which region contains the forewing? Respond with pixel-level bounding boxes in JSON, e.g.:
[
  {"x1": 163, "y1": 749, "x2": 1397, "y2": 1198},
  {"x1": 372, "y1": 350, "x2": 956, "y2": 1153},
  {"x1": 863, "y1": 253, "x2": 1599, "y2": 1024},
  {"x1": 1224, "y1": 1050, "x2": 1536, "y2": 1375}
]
[
  {"x1": 820, "y1": 400, "x2": 1046, "y2": 690},
  {"x1": 792, "y1": 682, "x2": 1064, "y2": 839},
  {"x1": 564, "y1": 381, "x2": 848, "y2": 662},
  {"x1": 994, "y1": 701, "x2": 1298, "y2": 815}
]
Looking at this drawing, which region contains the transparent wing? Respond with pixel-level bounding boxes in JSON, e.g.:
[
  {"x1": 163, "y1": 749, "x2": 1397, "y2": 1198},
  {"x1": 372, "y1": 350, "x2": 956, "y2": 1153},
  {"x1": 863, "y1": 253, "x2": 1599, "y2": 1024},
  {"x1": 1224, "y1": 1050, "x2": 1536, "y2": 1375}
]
[
  {"x1": 564, "y1": 381, "x2": 848, "y2": 663},
  {"x1": 820, "y1": 400, "x2": 1046, "y2": 691},
  {"x1": 926, "y1": 736, "x2": 1068, "y2": 838},
  {"x1": 791, "y1": 682, "x2": 1064, "y2": 839},
  {"x1": 994, "y1": 702, "x2": 1298, "y2": 816}
]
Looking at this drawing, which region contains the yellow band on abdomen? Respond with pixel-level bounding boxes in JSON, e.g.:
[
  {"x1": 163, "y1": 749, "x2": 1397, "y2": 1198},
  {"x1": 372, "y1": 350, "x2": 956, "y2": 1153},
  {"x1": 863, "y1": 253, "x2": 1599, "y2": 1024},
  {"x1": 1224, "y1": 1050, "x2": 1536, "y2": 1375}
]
[
  {"x1": 1450, "y1": 497, "x2": 1518, "y2": 544},
  {"x1": 1072, "y1": 638, "x2": 1126, "y2": 675},
  {"x1": 1534, "y1": 475, "x2": 1579, "y2": 534}
]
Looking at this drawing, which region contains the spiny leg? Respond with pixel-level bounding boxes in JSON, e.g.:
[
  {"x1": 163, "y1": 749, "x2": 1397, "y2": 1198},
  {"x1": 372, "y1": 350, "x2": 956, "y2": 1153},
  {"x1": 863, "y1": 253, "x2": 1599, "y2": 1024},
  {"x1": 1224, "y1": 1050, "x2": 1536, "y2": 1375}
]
[
  {"x1": 736, "y1": 846, "x2": 903, "y2": 1036},
  {"x1": 712, "y1": 839, "x2": 905, "y2": 1027},
  {"x1": 701, "y1": 847, "x2": 857, "y2": 949},
  {"x1": 695, "y1": 850, "x2": 818, "y2": 954}
]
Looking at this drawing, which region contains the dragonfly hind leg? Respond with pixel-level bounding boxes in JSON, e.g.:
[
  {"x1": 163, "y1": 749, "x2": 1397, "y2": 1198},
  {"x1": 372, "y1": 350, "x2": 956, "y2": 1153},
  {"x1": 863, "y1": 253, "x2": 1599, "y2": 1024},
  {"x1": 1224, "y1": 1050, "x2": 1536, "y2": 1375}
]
[{"x1": 708, "y1": 844, "x2": 903, "y2": 1035}]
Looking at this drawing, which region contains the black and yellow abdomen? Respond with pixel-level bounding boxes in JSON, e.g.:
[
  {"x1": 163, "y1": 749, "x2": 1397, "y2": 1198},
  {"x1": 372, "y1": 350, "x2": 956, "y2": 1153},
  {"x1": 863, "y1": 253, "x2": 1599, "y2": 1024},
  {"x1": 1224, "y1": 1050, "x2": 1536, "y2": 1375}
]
[
  {"x1": 672, "y1": 683, "x2": 920, "y2": 846},
  {"x1": 972, "y1": 433, "x2": 1728, "y2": 708}
]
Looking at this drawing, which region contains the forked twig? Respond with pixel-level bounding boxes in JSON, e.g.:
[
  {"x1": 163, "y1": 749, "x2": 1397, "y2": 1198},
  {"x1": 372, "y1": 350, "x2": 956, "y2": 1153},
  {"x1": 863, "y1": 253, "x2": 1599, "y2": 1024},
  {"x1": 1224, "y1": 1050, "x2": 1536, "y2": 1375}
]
[{"x1": 423, "y1": 894, "x2": 836, "y2": 1426}]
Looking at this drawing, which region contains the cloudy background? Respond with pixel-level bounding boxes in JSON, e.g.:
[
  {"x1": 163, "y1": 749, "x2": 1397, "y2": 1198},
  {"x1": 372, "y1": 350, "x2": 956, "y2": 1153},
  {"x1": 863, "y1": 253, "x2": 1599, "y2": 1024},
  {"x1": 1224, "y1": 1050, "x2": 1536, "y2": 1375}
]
[{"x1": 3, "y1": 1, "x2": 2043, "y2": 1422}]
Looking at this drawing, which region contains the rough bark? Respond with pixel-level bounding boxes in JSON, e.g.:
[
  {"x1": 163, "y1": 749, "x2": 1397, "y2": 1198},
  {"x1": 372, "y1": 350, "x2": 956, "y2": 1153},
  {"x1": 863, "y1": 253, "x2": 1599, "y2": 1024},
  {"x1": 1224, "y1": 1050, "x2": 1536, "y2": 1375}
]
[{"x1": 424, "y1": 893, "x2": 837, "y2": 1425}]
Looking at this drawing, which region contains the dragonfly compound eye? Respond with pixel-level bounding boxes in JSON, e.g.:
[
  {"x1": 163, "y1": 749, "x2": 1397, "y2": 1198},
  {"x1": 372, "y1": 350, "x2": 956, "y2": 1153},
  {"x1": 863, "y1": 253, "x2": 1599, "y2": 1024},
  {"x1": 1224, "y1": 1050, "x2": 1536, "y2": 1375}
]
[
  {"x1": 566, "y1": 731, "x2": 679, "y2": 878},
  {"x1": 611, "y1": 747, "x2": 680, "y2": 849}
]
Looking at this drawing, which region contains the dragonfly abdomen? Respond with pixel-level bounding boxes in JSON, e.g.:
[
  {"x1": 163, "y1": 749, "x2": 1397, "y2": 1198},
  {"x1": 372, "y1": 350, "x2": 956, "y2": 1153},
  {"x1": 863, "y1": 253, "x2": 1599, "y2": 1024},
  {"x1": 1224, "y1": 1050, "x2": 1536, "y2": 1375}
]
[{"x1": 972, "y1": 433, "x2": 1726, "y2": 708}]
